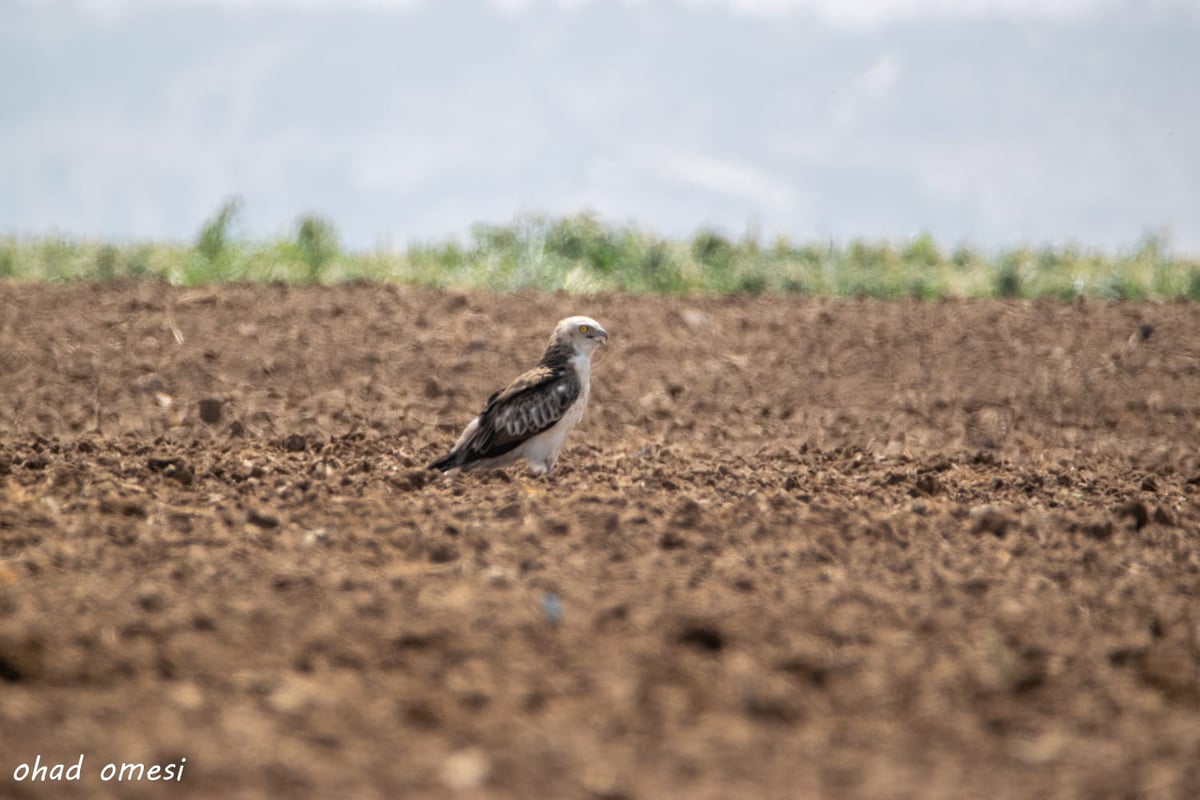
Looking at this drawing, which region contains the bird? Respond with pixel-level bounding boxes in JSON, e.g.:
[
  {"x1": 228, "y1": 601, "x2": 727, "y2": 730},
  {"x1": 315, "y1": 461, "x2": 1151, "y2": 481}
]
[{"x1": 428, "y1": 315, "x2": 609, "y2": 475}]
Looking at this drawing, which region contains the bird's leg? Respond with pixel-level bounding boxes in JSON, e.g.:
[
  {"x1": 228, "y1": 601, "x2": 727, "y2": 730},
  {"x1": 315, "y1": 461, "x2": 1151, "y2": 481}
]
[{"x1": 521, "y1": 462, "x2": 552, "y2": 495}]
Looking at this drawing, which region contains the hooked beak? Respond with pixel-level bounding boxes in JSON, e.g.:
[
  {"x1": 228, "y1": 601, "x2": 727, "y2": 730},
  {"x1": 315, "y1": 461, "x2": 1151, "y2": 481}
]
[{"x1": 587, "y1": 329, "x2": 609, "y2": 345}]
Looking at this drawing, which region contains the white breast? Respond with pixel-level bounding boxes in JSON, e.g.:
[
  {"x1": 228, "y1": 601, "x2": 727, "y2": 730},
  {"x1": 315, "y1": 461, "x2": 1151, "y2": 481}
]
[{"x1": 517, "y1": 352, "x2": 592, "y2": 474}]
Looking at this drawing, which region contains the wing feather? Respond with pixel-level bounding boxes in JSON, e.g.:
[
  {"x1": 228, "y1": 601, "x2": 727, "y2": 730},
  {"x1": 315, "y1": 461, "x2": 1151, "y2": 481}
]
[{"x1": 440, "y1": 363, "x2": 580, "y2": 469}]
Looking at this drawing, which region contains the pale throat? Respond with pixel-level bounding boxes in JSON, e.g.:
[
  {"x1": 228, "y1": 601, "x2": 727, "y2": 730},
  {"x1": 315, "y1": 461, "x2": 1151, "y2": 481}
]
[{"x1": 569, "y1": 350, "x2": 593, "y2": 394}]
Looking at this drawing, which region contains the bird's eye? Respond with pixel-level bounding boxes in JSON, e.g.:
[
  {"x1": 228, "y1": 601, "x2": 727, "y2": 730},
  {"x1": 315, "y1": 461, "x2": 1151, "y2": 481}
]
[{"x1": 579, "y1": 325, "x2": 589, "y2": 333}]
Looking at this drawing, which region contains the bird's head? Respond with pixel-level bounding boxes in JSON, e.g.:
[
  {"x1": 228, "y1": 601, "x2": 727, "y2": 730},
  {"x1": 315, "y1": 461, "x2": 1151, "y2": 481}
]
[{"x1": 554, "y1": 315, "x2": 609, "y2": 356}]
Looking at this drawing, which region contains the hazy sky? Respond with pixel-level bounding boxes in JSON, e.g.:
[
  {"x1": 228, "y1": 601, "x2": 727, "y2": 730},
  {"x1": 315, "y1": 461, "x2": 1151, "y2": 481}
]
[{"x1": 3, "y1": 0, "x2": 1198, "y2": 251}]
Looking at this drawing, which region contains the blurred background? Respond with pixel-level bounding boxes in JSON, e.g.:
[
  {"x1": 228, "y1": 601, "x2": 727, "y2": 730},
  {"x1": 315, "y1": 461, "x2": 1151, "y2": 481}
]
[{"x1": 3, "y1": 0, "x2": 1197, "y2": 254}]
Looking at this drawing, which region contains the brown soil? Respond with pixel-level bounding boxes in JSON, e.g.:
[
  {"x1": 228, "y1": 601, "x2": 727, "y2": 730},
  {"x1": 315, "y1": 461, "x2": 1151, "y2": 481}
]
[{"x1": 2, "y1": 283, "x2": 1199, "y2": 799}]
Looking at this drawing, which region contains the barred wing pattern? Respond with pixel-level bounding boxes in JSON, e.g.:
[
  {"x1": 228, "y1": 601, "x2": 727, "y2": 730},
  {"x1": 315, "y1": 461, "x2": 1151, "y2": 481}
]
[{"x1": 449, "y1": 364, "x2": 581, "y2": 467}]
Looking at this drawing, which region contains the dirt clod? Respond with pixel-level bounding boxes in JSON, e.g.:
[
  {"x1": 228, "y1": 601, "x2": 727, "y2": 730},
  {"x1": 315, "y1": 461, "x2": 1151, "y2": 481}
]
[
  {"x1": 283, "y1": 433, "x2": 307, "y2": 453},
  {"x1": 0, "y1": 634, "x2": 45, "y2": 683},
  {"x1": 676, "y1": 622, "x2": 726, "y2": 653},
  {"x1": 1, "y1": 285, "x2": 1198, "y2": 799},
  {"x1": 970, "y1": 505, "x2": 1014, "y2": 537},
  {"x1": 247, "y1": 509, "x2": 280, "y2": 529},
  {"x1": 199, "y1": 397, "x2": 224, "y2": 424},
  {"x1": 1117, "y1": 499, "x2": 1150, "y2": 530},
  {"x1": 428, "y1": 542, "x2": 460, "y2": 564}
]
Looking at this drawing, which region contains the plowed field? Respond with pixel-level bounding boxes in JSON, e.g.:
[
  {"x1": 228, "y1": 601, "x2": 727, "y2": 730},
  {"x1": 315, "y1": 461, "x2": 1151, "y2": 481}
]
[{"x1": 2, "y1": 284, "x2": 1199, "y2": 799}]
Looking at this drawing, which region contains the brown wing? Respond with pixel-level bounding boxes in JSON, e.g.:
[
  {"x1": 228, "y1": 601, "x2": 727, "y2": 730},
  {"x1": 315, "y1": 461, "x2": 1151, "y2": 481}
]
[{"x1": 434, "y1": 364, "x2": 581, "y2": 470}]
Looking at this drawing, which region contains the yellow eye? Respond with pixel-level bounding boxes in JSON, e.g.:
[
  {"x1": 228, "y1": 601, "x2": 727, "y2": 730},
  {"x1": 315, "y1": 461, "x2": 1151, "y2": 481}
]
[{"x1": 579, "y1": 325, "x2": 589, "y2": 333}]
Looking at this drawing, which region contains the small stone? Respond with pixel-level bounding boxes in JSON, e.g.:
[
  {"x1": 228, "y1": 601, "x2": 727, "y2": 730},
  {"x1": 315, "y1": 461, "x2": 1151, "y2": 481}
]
[
  {"x1": 302, "y1": 528, "x2": 329, "y2": 547},
  {"x1": 167, "y1": 681, "x2": 206, "y2": 712},
  {"x1": 484, "y1": 566, "x2": 511, "y2": 587},
  {"x1": 542, "y1": 592, "x2": 564, "y2": 626},
  {"x1": 680, "y1": 308, "x2": 710, "y2": 330},
  {"x1": 440, "y1": 748, "x2": 490, "y2": 791}
]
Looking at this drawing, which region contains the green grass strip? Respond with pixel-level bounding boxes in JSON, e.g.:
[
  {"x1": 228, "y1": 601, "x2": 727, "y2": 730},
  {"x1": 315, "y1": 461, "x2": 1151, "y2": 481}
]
[{"x1": 3, "y1": 202, "x2": 1198, "y2": 299}]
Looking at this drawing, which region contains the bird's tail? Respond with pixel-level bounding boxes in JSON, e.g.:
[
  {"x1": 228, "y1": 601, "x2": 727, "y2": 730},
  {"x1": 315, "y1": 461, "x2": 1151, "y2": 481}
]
[{"x1": 427, "y1": 451, "x2": 458, "y2": 472}]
